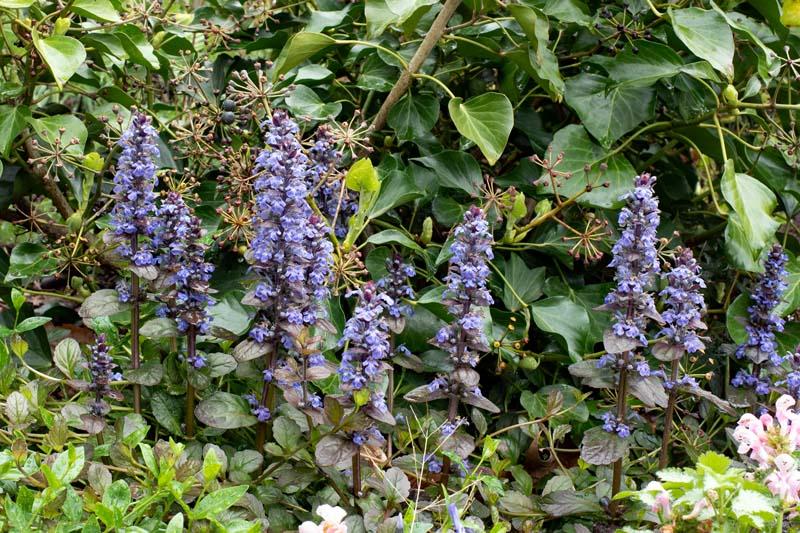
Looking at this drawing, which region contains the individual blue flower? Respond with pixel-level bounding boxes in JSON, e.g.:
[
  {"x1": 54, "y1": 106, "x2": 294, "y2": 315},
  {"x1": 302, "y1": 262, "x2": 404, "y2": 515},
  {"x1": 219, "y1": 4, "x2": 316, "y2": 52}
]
[
  {"x1": 111, "y1": 112, "x2": 159, "y2": 264},
  {"x1": 601, "y1": 411, "x2": 631, "y2": 438},
  {"x1": 431, "y1": 206, "x2": 493, "y2": 369},
  {"x1": 151, "y1": 192, "x2": 215, "y2": 338},
  {"x1": 602, "y1": 173, "x2": 661, "y2": 347},
  {"x1": 245, "y1": 393, "x2": 271, "y2": 422}
]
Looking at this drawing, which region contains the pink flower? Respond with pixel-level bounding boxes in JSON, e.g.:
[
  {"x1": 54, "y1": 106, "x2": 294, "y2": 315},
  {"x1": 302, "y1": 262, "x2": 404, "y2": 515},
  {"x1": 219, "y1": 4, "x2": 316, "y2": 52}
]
[
  {"x1": 298, "y1": 505, "x2": 347, "y2": 533},
  {"x1": 644, "y1": 481, "x2": 671, "y2": 519},
  {"x1": 733, "y1": 394, "x2": 800, "y2": 468},
  {"x1": 766, "y1": 454, "x2": 800, "y2": 504}
]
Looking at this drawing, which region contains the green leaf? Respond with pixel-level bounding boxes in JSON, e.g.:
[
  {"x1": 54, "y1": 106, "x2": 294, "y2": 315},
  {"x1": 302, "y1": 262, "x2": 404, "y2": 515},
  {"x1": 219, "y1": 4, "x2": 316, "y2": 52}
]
[
  {"x1": 565, "y1": 73, "x2": 655, "y2": 148},
  {"x1": 285, "y1": 85, "x2": 342, "y2": 120},
  {"x1": 580, "y1": 426, "x2": 629, "y2": 465},
  {"x1": 365, "y1": 229, "x2": 422, "y2": 252},
  {"x1": 721, "y1": 160, "x2": 780, "y2": 271},
  {"x1": 448, "y1": 93, "x2": 513, "y2": 165},
  {"x1": 54, "y1": 338, "x2": 81, "y2": 378},
  {"x1": 195, "y1": 392, "x2": 257, "y2": 429},
  {"x1": 0, "y1": 0, "x2": 35, "y2": 7},
  {"x1": 346, "y1": 158, "x2": 380, "y2": 193},
  {"x1": 273, "y1": 416, "x2": 302, "y2": 451},
  {"x1": 365, "y1": 0, "x2": 436, "y2": 37},
  {"x1": 228, "y1": 450, "x2": 263, "y2": 483},
  {"x1": 387, "y1": 93, "x2": 439, "y2": 141},
  {"x1": 191, "y1": 485, "x2": 248, "y2": 520},
  {"x1": 670, "y1": 7, "x2": 734, "y2": 80},
  {"x1": 500, "y1": 254, "x2": 545, "y2": 311},
  {"x1": 508, "y1": 5, "x2": 564, "y2": 100},
  {"x1": 413, "y1": 151, "x2": 482, "y2": 195},
  {"x1": 272, "y1": 32, "x2": 336, "y2": 79},
  {"x1": 369, "y1": 170, "x2": 425, "y2": 218},
  {"x1": 778, "y1": 255, "x2": 800, "y2": 315},
  {"x1": 102, "y1": 480, "x2": 131, "y2": 513},
  {"x1": 0, "y1": 106, "x2": 30, "y2": 158},
  {"x1": 78, "y1": 289, "x2": 129, "y2": 319},
  {"x1": 530, "y1": 296, "x2": 592, "y2": 361},
  {"x1": 114, "y1": 25, "x2": 159, "y2": 70},
  {"x1": 726, "y1": 293, "x2": 748, "y2": 345},
  {"x1": 15, "y1": 316, "x2": 50, "y2": 333},
  {"x1": 151, "y1": 391, "x2": 183, "y2": 435},
  {"x1": 7, "y1": 243, "x2": 57, "y2": 281},
  {"x1": 72, "y1": 0, "x2": 120, "y2": 22},
  {"x1": 165, "y1": 513, "x2": 184, "y2": 533},
  {"x1": 139, "y1": 318, "x2": 178, "y2": 338},
  {"x1": 31, "y1": 32, "x2": 86, "y2": 89},
  {"x1": 697, "y1": 450, "x2": 731, "y2": 473},
  {"x1": 536, "y1": 124, "x2": 637, "y2": 208},
  {"x1": 30, "y1": 114, "x2": 88, "y2": 156},
  {"x1": 602, "y1": 40, "x2": 708, "y2": 87},
  {"x1": 209, "y1": 293, "x2": 251, "y2": 337}
]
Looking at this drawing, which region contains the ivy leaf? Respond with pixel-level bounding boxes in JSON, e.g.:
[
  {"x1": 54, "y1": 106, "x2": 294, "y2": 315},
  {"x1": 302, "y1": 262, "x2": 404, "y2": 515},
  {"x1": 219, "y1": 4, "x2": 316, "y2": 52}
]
[
  {"x1": 725, "y1": 293, "x2": 748, "y2": 345},
  {"x1": 0, "y1": 0, "x2": 34, "y2": 7},
  {"x1": 721, "y1": 160, "x2": 780, "y2": 272},
  {"x1": 72, "y1": 0, "x2": 120, "y2": 22},
  {"x1": 30, "y1": 114, "x2": 88, "y2": 155},
  {"x1": 448, "y1": 93, "x2": 513, "y2": 165},
  {"x1": 272, "y1": 32, "x2": 336, "y2": 79},
  {"x1": 0, "y1": 105, "x2": 30, "y2": 158},
  {"x1": 365, "y1": 0, "x2": 436, "y2": 37},
  {"x1": 565, "y1": 73, "x2": 655, "y2": 148},
  {"x1": 195, "y1": 392, "x2": 257, "y2": 429},
  {"x1": 285, "y1": 85, "x2": 342, "y2": 120},
  {"x1": 530, "y1": 296, "x2": 592, "y2": 361},
  {"x1": 413, "y1": 151, "x2": 482, "y2": 195},
  {"x1": 31, "y1": 31, "x2": 86, "y2": 90},
  {"x1": 387, "y1": 93, "x2": 439, "y2": 142},
  {"x1": 114, "y1": 25, "x2": 159, "y2": 70},
  {"x1": 346, "y1": 158, "x2": 380, "y2": 193},
  {"x1": 365, "y1": 229, "x2": 422, "y2": 253},
  {"x1": 580, "y1": 426, "x2": 629, "y2": 465},
  {"x1": 601, "y1": 40, "x2": 712, "y2": 87},
  {"x1": 499, "y1": 254, "x2": 545, "y2": 311},
  {"x1": 670, "y1": 7, "x2": 734, "y2": 80},
  {"x1": 778, "y1": 254, "x2": 800, "y2": 315},
  {"x1": 508, "y1": 5, "x2": 564, "y2": 100}
]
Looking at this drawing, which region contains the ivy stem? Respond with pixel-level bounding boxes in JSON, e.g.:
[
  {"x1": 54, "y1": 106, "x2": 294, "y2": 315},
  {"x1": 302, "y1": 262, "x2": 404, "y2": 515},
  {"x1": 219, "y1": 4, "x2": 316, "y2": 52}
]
[
  {"x1": 185, "y1": 326, "x2": 196, "y2": 439},
  {"x1": 658, "y1": 358, "x2": 681, "y2": 469},
  {"x1": 130, "y1": 234, "x2": 141, "y2": 414}
]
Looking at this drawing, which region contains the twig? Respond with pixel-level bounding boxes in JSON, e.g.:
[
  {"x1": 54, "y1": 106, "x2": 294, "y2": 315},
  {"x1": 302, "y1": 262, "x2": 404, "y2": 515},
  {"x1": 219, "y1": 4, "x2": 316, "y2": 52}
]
[{"x1": 370, "y1": 0, "x2": 463, "y2": 131}]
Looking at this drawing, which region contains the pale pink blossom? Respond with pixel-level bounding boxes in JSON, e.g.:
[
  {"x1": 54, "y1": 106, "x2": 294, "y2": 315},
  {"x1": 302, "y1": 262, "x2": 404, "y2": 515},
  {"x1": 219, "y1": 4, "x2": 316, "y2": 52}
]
[
  {"x1": 644, "y1": 481, "x2": 671, "y2": 519},
  {"x1": 765, "y1": 454, "x2": 800, "y2": 504},
  {"x1": 298, "y1": 505, "x2": 347, "y2": 533},
  {"x1": 733, "y1": 394, "x2": 800, "y2": 468}
]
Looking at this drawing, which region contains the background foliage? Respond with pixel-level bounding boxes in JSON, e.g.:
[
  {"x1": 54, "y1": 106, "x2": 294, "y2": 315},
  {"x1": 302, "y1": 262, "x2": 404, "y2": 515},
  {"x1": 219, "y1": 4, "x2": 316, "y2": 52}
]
[{"x1": 2, "y1": 0, "x2": 800, "y2": 530}]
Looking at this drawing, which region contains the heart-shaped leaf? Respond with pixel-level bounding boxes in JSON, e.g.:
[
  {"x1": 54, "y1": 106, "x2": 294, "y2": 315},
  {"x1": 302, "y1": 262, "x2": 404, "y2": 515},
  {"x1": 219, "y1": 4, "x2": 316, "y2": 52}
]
[{"x1": 448, "y1": 93, "x2": 513, "y2": 165}]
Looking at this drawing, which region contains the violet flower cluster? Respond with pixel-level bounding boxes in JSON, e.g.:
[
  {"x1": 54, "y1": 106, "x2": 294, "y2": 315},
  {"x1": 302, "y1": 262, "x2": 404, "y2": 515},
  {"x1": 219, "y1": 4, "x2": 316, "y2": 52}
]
[
  {"x1": 87, "y1": 335, "x2": 122, "y2": 417},
  {"x1": 152, "y1": 192, "x2": 215, "y2": 367},
  {"x1": 432, "y1": 206, "x2": 493, "y2": 369},
  {"x1": 377, "y1": 254, "x2": 416, "y2": 319},
  {"x1": 732, "y1": 244, "x2": 788, "y2": 395},
  {"x1": 601, "y1": 411, "x2": 632, "y2": 438},
  {"x1": 247, "y1": 110, "x2": 333, "y2": 348},
  {"x1": 657, "y1": 247, "x2": 707, "y2": 358},
  {"x1": 338, "y1": 282, "x2": 392, "y2": 416},
  {"x1": 602, "y1": 173, "x2": 661, "y2": 347},
  {"x1": 110, "y1": 112, "x2": 159, "y2": 268},
  {"x1": 309, "y1": 125, "x2": 356, "y2": 239}
]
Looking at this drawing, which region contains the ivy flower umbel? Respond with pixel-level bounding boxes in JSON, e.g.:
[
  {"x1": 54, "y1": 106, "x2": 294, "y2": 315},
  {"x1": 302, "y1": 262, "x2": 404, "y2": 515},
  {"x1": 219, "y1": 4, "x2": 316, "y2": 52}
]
[
  {"x1": 602, "y1": 173, "x2": 661, "y2": 348},
  {"x1": 152, "y1": 192, "x2": 215, "y2": 364},
  {"x1": 110, "y1": 112, "x2": 159, "y2": 267}
]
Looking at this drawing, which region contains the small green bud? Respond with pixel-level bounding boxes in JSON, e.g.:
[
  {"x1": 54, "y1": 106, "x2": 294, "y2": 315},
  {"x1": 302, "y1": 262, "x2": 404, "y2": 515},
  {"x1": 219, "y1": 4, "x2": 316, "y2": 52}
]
[
  {"x1": 420, "y1": 217, "x2": 433, "y2": 245},
  {"x1": 722, "y1": 84, "x2": 738, "y2": 105},
  {"x1": 53, "y1": 18, "x2": 70, "y2": 36}
]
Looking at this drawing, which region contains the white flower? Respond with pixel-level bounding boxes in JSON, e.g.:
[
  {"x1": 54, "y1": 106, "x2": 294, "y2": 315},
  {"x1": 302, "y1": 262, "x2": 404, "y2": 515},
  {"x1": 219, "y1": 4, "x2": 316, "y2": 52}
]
[{"x1": 298, "y1": 504, "x2": 347, "y2": 533}]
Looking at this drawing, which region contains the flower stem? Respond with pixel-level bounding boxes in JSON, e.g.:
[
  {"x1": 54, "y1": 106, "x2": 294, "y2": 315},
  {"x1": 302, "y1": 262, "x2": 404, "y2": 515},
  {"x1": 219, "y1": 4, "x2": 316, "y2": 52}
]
[
  {"x1": 352, "y1": 445, "x2": 362, "y2": 500},
  {"x1": 610, "y1": 351, "x2": 630, "y2": 514},
  {"x1": 185, "y1": 326, "x2": 196, "y2": 439},
  {"x1": 440, "y1": 393, "x2": 460, "y2": 487},
  {"x1": 659, "y1": 358, "x2": 681, "y2": 469},
  {"x1": 130, "y1": 234, "x2": 141, "y2": 414}
]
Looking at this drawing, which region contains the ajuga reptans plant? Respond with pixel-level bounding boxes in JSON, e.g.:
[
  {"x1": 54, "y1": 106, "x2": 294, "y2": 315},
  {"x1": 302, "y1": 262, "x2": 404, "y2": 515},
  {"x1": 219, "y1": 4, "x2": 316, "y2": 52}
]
[{"x1": 110, "y1": 111, "x2": 159, "y2": 414}]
